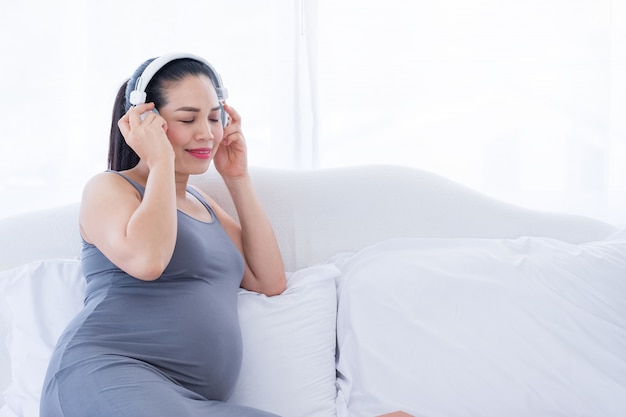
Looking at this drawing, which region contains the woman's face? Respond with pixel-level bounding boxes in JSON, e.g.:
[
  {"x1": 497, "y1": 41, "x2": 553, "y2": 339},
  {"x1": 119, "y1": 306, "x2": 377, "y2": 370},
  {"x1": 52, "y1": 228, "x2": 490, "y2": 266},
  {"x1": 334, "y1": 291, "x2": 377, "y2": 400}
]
[{"x1": 158, "y1": 74, "x2": 224, "y2": 175}]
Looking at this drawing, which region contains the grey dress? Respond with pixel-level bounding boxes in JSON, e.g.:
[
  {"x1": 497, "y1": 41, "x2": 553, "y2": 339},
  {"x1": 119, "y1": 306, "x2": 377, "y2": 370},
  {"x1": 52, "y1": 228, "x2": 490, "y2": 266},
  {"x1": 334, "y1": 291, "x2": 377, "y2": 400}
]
[{"x1": 40, "y1": 172, "x2": 279, "y2": 417}]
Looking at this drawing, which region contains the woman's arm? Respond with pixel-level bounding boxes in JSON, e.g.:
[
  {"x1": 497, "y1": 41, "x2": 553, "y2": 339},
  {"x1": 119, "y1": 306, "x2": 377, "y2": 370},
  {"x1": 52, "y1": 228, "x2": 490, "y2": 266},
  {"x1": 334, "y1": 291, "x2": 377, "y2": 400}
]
[
  {"x1": 80, "y1": 104, "x2": 178, "y2": 281},
  {"x1": 211, "y1": 103, "x2": 286, "y2": 296},
  {"x1": 219, "y1": 176, "x2": 286, "y2": 296}
]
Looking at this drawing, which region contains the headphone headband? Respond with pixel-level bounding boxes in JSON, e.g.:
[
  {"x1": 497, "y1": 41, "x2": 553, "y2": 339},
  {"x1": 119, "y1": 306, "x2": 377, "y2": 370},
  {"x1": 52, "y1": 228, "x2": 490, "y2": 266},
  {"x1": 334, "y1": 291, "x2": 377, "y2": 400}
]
[{"x1": 128, "y1": 52, "x2": 229, "y2": 107}]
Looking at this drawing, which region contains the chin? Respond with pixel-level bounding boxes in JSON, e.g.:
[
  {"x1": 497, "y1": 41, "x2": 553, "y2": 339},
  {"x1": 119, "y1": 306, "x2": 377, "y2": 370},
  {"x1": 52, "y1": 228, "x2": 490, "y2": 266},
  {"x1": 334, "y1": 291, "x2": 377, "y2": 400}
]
[
  {"x1": 177, "y1": 162, "x2": 212, "y2": 177},
  {"x1": 193, "y1": 161, "x2": 213, "y2": 175}
]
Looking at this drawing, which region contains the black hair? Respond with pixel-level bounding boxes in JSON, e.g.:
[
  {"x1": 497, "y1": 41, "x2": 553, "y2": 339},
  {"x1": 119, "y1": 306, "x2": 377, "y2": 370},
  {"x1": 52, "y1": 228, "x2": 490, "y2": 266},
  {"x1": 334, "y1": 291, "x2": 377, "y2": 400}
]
[{"x1": 108, "y1": 58, "x2": 217, "y2": 171}]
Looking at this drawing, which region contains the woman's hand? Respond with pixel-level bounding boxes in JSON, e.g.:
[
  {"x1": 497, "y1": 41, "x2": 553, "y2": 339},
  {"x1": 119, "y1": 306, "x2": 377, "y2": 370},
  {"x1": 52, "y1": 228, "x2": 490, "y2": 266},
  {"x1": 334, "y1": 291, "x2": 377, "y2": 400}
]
[
  {"x1": 213, "y1": 103, "x2": 248, "y2": 180},
  {"x1": 117, "y1": 103, "x2": 173, "y2": 169}
]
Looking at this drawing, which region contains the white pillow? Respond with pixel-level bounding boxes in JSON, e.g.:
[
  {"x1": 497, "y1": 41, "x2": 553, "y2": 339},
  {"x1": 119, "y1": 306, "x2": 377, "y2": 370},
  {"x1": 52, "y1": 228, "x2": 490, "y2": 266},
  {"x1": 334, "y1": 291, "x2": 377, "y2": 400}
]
[
  {"x1": 232, "y1": 266, "x2": 338, "y2": 416},
  {"x1": 0, "y1": 259, "x2": 339, "y2": 417},
  {"x1": 0, "y1": 260, "x2": 85, "y2": 417},
  {"x1": 334, "y1": 236, "x2": 626, "y2": 417}
]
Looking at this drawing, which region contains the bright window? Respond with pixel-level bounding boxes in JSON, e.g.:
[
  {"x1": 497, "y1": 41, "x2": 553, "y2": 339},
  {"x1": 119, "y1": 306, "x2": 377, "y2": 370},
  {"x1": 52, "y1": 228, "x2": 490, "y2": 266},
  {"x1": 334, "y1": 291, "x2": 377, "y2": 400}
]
[{"x1": 1, "y1": 0, "x2": 625, "y2": 226}]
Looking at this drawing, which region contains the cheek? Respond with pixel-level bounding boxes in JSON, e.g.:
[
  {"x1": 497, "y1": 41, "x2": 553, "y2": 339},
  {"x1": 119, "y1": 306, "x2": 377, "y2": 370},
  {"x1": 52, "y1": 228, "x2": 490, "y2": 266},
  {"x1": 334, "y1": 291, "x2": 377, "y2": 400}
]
[{"x1": 165, "y1": 127, "x2": 187, "y2": 146}]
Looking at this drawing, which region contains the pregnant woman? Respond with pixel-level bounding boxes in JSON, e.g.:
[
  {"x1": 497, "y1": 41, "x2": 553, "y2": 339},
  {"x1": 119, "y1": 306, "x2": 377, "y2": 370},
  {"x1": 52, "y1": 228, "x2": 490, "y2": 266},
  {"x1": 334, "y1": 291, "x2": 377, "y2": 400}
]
[{"x1": 40, "y1": 52, "x2": 286, "y2": 417}]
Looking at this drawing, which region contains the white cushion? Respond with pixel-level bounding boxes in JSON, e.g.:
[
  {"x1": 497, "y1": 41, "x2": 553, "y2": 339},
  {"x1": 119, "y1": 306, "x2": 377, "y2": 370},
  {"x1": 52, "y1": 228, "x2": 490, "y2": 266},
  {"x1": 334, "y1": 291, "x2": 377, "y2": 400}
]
[
  {"x1": 232, "y1": 265, "x2": 338, "y2": 416},
  {"x1": 334, "y1": 235, "x2": 626, "y2": 417},
  {"x1": 0, "y1": 260, "x2": 84, "y2": 417},
  {"x1": 0, "y1": 259, "x2": 339, "y2": 417}
]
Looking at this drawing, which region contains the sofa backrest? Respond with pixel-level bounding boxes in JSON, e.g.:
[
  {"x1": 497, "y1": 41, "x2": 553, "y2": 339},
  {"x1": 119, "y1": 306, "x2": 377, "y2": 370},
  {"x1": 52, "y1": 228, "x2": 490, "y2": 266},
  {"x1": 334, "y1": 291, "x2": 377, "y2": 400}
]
[
  {"x1": 193, "y1": 165, "x2": 616, "y2": 270},
  {"x1": 0, "y1": 165, "x2": 618, "y2": 272}
]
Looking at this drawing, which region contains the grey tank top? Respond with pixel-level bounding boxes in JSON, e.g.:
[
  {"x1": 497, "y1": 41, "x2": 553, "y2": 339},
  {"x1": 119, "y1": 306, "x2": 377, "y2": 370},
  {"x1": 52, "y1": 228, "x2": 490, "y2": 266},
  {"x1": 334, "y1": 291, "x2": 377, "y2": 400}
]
[{"x1": 73, "y1": 172, "x2": 245, "y2": 400}]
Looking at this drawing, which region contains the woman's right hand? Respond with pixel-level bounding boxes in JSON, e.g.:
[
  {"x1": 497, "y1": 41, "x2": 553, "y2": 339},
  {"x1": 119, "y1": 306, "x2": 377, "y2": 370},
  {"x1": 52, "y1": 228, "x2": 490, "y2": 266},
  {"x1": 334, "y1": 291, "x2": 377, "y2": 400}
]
[{"x1": 117, "y1": 103, "x2": 173, "y2": 169}]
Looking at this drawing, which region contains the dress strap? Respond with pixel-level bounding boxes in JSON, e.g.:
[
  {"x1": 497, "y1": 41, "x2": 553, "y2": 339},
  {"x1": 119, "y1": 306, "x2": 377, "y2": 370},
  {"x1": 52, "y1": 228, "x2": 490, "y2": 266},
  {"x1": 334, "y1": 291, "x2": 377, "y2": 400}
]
[
  {"x1": 108, "y1": 170, "x2": 145, "y2": 197},
  {"x1": 186, "y1": 186, "x2": 218, "y2": 219},
  {"x1": 106, "y1": 171, "x2": 217, "y2": 221}
]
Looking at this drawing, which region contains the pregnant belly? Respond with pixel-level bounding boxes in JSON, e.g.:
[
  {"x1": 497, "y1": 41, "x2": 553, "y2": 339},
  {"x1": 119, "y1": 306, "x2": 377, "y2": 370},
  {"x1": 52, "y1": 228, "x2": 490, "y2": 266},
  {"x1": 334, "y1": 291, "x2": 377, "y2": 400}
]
[{"x1": 77, "y1": 284, "x2": 243, "y2": 400}]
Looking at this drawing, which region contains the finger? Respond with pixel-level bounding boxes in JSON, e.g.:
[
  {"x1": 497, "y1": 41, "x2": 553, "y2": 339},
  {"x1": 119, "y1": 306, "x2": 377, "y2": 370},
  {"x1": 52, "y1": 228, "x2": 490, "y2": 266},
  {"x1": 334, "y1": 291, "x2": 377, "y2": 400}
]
[
  {"x1": 140, "y1": 111, "x2": 157, "y2": 123},
  {"x1": 144, "y1": 113, "x2": 168, "y2": 133},
  {"x1": 118, "y1": 113, "x2": 130, "y2": 137},
  {"x1": 223, "y1": 102, "x2": 240, "y2": 124},
  {"x1": 223, "y1": 131, "x2": 244, "y2": 146},
  {"x1": 129, "y1": 103, "x2": 156, "y2": 128},
  {"x1": 118, "y1": 107, "x2": 137, "y2": 135}
]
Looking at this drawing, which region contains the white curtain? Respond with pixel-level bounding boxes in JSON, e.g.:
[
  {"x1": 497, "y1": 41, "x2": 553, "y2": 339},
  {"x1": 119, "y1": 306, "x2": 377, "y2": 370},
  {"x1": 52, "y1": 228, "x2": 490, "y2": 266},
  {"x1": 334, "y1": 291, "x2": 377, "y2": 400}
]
[
  {"x1": 0, "y1": 0, "x2": 301, "y2": 218},
  {"x1": 309, "y1": 0, "x2": 626, "y2": 226},
  {"x1": 1, "y1": 0, "x2": 625, "y2": 226}
]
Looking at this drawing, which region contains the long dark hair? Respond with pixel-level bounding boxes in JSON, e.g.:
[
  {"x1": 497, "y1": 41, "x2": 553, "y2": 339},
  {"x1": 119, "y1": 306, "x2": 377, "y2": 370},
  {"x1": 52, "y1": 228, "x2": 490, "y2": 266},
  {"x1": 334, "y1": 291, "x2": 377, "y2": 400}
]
[{"x1": 108, "y1": 58, "x2": 218, "y2": 171}]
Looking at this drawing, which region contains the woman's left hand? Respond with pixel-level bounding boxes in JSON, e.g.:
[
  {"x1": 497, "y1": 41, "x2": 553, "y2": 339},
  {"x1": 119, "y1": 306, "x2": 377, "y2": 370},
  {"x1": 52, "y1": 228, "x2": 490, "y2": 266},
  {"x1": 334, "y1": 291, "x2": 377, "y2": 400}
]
[{"x1": 213, "y1": 103, "x2": 248, "y2": 179}]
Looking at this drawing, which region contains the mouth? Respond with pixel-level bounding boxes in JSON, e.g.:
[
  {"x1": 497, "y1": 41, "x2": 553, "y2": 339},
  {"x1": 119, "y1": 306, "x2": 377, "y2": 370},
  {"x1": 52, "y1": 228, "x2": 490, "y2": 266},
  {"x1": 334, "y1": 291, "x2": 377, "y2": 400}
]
[{"x1": 186, "y1": 148, "x2": 211, "y2": 159}]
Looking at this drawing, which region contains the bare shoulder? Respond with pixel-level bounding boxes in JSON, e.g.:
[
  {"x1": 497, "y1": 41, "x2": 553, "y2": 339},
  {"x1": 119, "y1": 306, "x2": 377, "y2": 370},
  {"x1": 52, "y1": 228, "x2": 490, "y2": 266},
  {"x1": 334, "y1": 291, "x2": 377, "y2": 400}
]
[
  {"x1": 82, "y1": 171, "x2": 140, "y2": 203},
  {"x1": 377, "y1": 412, "x2": 415, "y2": 417},
  {"x1": 83, "y1": 170, "x2": 135, "y2": 189},
  {"x1": 80, "y1": 171, "x2": 142, "y2": 242}
]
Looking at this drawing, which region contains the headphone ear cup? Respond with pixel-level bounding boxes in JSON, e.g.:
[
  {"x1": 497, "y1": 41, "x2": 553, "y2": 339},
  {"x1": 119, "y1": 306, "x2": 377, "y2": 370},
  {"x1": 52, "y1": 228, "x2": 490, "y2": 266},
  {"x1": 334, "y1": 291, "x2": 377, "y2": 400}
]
[
  {"x1": 129, "y1": 90, "x2": 147, "y2": 107},
  {"x1": 220, "y1": 102, "x2": 228, "y2": 127}
]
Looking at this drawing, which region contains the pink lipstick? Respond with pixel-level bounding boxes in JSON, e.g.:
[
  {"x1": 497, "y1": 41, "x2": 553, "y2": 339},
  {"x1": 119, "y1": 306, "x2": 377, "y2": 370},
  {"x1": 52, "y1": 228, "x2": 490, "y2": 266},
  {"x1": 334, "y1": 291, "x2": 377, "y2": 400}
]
[{"x1": 187, "y1": 148, "x2": 211, "y2": 159}]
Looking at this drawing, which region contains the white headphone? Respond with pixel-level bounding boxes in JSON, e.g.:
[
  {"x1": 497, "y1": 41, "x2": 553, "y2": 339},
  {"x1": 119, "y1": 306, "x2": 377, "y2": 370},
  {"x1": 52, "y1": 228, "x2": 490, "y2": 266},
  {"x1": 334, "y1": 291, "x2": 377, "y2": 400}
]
[{"x1": 127, "y1": 52, "x2": 229, "y2": 127}]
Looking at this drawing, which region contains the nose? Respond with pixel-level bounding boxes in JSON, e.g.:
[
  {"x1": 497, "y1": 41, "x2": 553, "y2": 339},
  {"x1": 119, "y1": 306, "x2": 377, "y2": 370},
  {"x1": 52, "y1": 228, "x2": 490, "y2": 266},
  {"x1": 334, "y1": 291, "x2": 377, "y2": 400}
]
[{"x1": 196, "y1": 119, "x2": 215, "y2": 142}]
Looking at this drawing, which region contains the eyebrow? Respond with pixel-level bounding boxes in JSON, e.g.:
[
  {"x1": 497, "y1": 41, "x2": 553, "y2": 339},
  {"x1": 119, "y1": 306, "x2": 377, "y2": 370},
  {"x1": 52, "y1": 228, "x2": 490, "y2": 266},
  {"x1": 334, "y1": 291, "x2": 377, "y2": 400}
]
[{"x1": 175, "y1": 106, "x2": 222, "y2": 112}]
